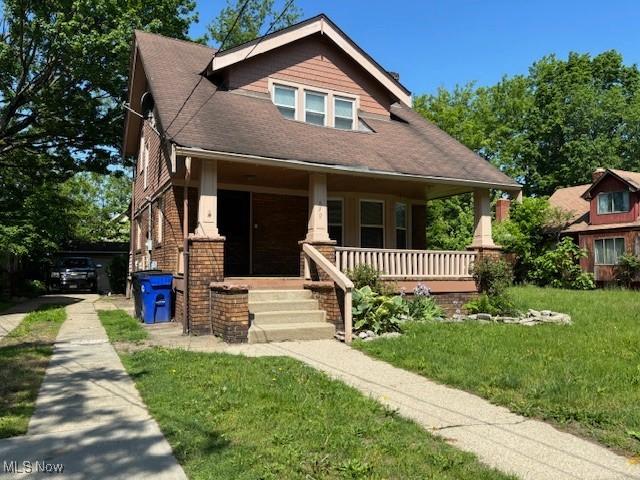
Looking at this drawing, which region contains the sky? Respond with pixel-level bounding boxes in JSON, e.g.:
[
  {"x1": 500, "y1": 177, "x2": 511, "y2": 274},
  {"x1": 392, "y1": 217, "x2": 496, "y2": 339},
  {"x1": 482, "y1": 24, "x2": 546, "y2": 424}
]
[{"x1": 191, "y1": 0, "x2": 640, "y2": 96}]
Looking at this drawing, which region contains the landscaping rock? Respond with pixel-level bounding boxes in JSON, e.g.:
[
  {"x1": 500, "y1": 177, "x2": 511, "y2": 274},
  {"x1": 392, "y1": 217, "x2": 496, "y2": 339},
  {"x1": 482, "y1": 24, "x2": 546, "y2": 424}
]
[
  {"x1": 449, "y1": 308, "x2": 571, "y2": 327},
  {"x1": 365, "y1": 330, "x2": 377, "y2": 338},
  {"x1": 477, "y1": 313, "x2": 492, "y2": 321},
  {"x1": 379, "y1": 332, "x2": 402, "y2": 339},
  {"x1": 358, "y1": 331, "x2": 368, "y2": 339}
]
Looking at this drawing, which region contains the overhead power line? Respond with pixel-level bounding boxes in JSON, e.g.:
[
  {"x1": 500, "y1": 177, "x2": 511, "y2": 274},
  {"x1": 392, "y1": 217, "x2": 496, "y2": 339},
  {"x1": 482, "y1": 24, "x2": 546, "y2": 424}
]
[
  {"x1": 163, "y1": 0, "x2": 252, "y2": 136},
  {"x1": 169, "y1": 0, "x2": 297, "y2": 140}
]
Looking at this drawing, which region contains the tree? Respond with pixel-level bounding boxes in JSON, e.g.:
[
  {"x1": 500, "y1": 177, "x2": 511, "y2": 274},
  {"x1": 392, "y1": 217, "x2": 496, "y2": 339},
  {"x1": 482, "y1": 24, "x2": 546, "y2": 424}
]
[
  {"x1": 207, "y1": 0, "x2": 302, "y2": 49},
  {"x1": 62, "y1": 172, "x2": 131, "y2": 243},
  {"x1": 0, "y1": 0, "x2": 197, "y2": 173}
]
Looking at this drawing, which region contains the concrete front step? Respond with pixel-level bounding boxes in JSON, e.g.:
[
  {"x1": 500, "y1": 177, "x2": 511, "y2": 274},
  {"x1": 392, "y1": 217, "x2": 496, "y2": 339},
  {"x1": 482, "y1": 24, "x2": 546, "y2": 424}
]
[
  {"x1": 248, "y1": 289, "x2": 313, "y2": 302},
  {"x1": 249, "y1": 299, "x2": 319, "y2": 313},
  {"x1": 251, "y1": 310, "x2": 325, "y2": 326},
  {"x1": 248, "y1": 322, "x2": 336, "y2": 343}
]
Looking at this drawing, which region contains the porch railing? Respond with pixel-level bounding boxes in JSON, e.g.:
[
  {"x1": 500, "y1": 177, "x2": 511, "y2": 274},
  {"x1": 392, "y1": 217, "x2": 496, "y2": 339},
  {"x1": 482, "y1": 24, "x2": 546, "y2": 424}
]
[{"x1": 335, "y1": 247, "x2": 476, "y2": 279}]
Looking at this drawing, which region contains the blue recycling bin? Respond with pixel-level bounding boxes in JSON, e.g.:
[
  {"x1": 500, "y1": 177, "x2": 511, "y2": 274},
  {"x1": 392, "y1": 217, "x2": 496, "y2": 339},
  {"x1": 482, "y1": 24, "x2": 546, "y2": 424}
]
[{"x1": 139, "y1": 273, "x2": 173, "y2": 324}]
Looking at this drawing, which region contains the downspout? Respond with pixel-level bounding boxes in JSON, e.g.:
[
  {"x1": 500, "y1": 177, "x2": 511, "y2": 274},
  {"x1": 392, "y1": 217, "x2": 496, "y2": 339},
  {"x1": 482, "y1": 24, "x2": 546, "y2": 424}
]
[{"x1": 182, "y1": 156, "x2": 192, "y2": 334}]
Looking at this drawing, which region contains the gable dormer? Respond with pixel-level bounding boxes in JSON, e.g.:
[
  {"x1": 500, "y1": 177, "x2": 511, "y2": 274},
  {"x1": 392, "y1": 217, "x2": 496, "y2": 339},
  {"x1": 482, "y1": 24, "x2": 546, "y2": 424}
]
[
  {"x1": 206, "y1": 15, "x2": 410, "y2": 127},
  {"x1": 582, "y1": 169, "x2": 640, "y2": 225}
]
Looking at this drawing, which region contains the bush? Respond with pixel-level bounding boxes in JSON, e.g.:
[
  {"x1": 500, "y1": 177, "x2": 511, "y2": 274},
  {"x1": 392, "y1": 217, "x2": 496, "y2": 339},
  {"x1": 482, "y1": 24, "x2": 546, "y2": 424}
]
[
  {"x1": 16, "y1": 279, "x2": 46, "y2": 297},
  {"x1": 465, "y1": 293, "x2": 517, "y2": 316},
  {"x1": 407, "y1": 283, "x2": 444, "y2": 321},
  {"x1": 106, "y1": 254, "x2": 128, "y2": 294},
  {"x1": 471, "y1": 256, "x2": 513, "y2": 297},
  {"x1": 352, "y1": 286, "x2": 409, "y2": 334},
  {"x1": 528, "y1": 237, "x2": 595, "y2": 290},
  {"x1": 616, "y1": 253, "x2": 640, "y2": 287},
  {"x1": 346, "y1": 264, "x2": 395, "y2": 295}
]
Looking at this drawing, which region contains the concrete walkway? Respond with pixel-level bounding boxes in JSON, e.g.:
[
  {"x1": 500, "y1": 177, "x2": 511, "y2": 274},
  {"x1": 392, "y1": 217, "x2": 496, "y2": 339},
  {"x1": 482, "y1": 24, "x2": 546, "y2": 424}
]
[
  {"x1": 0, "y1": 295, "x2": 186, "y2": 479},
  {"x1": 0, "y1": 295, "x2": 80, "y2": 340},
  {"x1": 247, "y1": 340, "x2": 640, "y2": 480}
]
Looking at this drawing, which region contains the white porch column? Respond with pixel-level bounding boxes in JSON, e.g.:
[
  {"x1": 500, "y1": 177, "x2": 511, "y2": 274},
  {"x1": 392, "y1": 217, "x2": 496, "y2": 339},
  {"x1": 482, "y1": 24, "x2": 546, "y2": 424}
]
[
  {"x1": 194, "y1": 159, "x2": 221, "y2": 238},
  {"x1": 471, "y1": 188, "x2": 496, "y2": 248},
  {"x1": 306, "y1": 173, "x2": 331, "y2": 242}
]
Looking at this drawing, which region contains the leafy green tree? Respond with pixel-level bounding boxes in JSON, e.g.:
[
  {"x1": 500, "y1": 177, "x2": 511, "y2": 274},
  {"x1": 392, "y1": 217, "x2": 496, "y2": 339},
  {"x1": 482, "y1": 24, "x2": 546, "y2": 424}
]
[
  {"x1": 493, "y1": 197, "x2": 570, "y2": 281},
  {"x1": 425, "y1": 194, "x2": 473, "y2": 250},
  {"x1": 207, "y1": 0, "x2": 302, "y2": 49},
  {"x1": 62, "y1": 172, "x2": 131, "y2": 242}
]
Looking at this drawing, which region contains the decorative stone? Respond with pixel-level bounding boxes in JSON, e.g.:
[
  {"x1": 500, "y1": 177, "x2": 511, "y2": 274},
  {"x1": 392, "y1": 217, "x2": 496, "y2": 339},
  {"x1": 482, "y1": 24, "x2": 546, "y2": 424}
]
[
  {"x1": 358, "y1": 331, "x2": 368, "y2": 339},
  {"x1": 466, "y1": 314, "x2": 478, "y2": 321},
  {"x1": 365, "y1": 330, "x2": 376, "y2": 338},
  {"x1": 477, "y1": 313, "x2": 492, "y2": 321},
  {"x1": 540, "y1": 310, "x2": 553, "y2": 317},
  {"x1": 379, "y1": 332, "x2": 402, "y2": 339},
  {"x1": 527, "y1": 309, "x2": 540, "y2": 318}
]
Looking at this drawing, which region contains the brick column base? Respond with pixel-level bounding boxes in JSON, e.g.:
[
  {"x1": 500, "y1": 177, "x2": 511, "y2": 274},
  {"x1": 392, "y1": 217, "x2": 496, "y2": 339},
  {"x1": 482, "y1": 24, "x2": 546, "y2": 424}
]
[
  {"x1": 187, "y1": 236, "x2": 225, "y2": 335},
  {"x1": 304, "y1": 281, "x2": 344, "y2": 331},
  {"x1": 467, "y1": 245, "x2": 504, "y2": 262},
  {"x1": 210, "y1": 283, "x2": 249, "y2": 343},
  {"x1": 299, "y1": 240, "x2": 337, "y2": 281}
]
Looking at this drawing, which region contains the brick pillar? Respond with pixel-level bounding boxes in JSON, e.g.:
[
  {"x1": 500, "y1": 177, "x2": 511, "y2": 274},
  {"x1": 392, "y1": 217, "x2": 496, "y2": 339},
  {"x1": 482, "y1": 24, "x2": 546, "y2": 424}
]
[
  {"x1": 210, "y1": 283, "x2": 249, "y2": 343},
  {"x1": 299, "y1": 240, "x2": 336, "y2": 281},
  {"x1": 495, "y1": 198, "x2": 511, "y2": 223},
  {"x1": 187, "y1": 236, "x2": 224, "y2": 335}
]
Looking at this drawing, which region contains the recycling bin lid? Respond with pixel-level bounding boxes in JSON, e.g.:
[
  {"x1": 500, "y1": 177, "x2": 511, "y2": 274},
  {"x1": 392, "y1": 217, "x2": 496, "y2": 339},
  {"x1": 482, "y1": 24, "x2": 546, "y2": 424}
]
[{"x1": 147, "y1": 273, "x2": 173, "y2": 287}]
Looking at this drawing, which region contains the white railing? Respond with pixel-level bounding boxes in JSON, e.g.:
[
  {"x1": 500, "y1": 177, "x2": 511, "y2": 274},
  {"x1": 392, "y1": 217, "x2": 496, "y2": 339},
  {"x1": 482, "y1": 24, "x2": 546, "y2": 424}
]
[
  {"x1": 302, "y1": 243, "x2": 354, "y2": 344},
  {"x1": 335, "y1": 247, "x2": 476, "y2": 279}
]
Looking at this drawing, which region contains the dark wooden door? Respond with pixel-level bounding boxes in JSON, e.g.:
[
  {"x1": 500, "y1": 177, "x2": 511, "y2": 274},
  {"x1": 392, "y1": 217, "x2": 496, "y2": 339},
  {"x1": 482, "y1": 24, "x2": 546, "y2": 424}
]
[{"x1": 218, "y1": 190, "x2": 250, "y2": 276}]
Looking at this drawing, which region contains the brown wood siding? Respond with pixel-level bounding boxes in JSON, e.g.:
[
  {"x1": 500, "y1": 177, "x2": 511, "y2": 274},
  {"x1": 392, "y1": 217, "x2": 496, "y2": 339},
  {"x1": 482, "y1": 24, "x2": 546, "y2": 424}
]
[
  {"x1": 578, "y1": 229, "x2": 640, "y2": 281},
  {"x1": 251, "y1": 192, "x2": 308, "y2": 275},
  {"x1": 589, "y1": 176, "x2": 640, "y2": 225},
  {"x1": 226, "y1": 35, "x2": 392, "y2": 117}
]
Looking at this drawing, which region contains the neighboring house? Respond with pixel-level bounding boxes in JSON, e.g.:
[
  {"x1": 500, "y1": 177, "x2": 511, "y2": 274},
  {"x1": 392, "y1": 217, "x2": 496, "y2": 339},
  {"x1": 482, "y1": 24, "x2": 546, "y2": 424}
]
[
  {"x1": 550, "y1": 168, "x2": 640, "y2": 283},
  {"x1": 123, "y1": 15, "x2": 521, "y2": 343}
]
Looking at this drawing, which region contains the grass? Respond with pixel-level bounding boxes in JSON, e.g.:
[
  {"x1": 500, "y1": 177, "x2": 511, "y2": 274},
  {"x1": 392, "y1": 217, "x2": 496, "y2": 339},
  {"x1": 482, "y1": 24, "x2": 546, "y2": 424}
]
[
  {"x1": 99, "y1": 310, "x2": 148, "y2": 344},
  {"x1": 356, "y1": 286, "x2": 640, "y2": 457},
  {"x1": 0, "y1": 305, "x2": 66, "y2": 438},
  {"x1": 120, "y1": 348, "x2": 513, "y2": 480}
]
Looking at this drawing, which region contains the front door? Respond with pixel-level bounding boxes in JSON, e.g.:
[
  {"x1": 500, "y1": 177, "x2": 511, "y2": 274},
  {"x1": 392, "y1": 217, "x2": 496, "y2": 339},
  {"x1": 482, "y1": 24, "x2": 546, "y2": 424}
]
[{"x1": 218, "y1": 190, "x2": 251, "y2": 276}]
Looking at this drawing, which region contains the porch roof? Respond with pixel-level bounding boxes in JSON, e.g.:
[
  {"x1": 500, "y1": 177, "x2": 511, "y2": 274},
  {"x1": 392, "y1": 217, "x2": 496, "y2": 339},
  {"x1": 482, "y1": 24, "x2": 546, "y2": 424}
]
[{"x1": 126, "y1": 30, "x2": 520, "y2": 191}]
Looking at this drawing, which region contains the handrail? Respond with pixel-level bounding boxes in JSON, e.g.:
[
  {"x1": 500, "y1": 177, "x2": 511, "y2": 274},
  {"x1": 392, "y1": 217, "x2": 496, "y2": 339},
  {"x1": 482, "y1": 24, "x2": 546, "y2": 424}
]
[
  {"x1": 336, "y1": 246, "x2": 474, "y2": 256},
  {"x1": 302, "y1": 243, "x2": 354, "y2": 344}
]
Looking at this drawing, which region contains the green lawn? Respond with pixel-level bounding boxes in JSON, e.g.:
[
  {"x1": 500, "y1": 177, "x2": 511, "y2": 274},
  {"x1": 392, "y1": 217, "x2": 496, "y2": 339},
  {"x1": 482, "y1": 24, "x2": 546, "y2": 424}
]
[
  {"x1": 100, "y1": 309, "x2": 148, "y2": 344},
  {"x1": 356, "y1": 286, "x2": 640, "y2": 457},
  {"x1": 121, "y1": 348, "x2": 513, "y2": 480},
  {"x1": 0, "y1": 305, "x2": 66, "y2": 437}
]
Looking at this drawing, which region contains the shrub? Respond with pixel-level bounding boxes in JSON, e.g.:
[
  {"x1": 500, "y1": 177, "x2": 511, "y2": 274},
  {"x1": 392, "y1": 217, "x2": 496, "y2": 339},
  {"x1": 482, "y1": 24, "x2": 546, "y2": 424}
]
[
  {"x1": 528, "y1": 237, "x2": 595, "y2": 290},
  {"x1": 346, "y1": 264, "x2": 381, "y2": 291},
  {"x1": 352, "y1": 286, "x2": 409, "y2": 334},
  {"x1": 407, "y1": 283, "x2": 444, "y2": 321},
  {"x1": 616, "y1": 253, "x2": 640, "y2": 287},
  {"x1": 17, "y1": 279, "x2": 47, "y2": 297},
  {"x1": 106, "y1": 254, "x2": 128, "y2": 294},
  {"x1": 465, "y1": 293, "x2": 517, "y2": 316},
  {"x1": 471, "y1": 256, "x2": 513, "y2": 297}
]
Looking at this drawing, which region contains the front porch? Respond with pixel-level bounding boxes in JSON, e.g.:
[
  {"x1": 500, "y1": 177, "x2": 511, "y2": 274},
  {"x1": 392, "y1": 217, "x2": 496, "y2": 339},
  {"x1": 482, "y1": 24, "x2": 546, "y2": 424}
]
[{"x1": 175, "y1": 153, "x2": 520, "y2": 342}]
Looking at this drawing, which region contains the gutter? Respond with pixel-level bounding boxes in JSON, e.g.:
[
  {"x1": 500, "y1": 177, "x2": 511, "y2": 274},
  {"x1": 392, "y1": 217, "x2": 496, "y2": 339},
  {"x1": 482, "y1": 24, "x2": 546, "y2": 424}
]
[{"x1": 174, "y1": 146, "x2": 522, "y2": 192}]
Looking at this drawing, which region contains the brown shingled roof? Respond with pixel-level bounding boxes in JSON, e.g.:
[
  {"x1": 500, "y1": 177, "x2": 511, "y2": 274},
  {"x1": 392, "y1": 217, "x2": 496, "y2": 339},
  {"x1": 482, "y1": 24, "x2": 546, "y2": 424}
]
[
  {"x1": 129, "y1": 29, "x2": 519, "y2": 189},
  {"x1": 549, "y1": 184, "x2": 590, "y2": 223}
]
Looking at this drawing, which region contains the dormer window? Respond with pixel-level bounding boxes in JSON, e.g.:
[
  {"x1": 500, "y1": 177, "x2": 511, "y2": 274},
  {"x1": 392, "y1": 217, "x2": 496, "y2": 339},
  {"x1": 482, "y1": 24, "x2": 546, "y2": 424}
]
[
  {"x1": 334, "y1": 97, "x2": 354, "y2": 130},
  {"x1": 273, "y1": 85, "x2": 296, "y2": 119},
  {"x1": 270, "y1": 80, "x2": 360, "y2": 131},
  {"x1": 597, "y1": 191, "x2": 629, "y2": 214},
  {"x1": 305, "y1": 91, "x2": 326, "y2": 126}
]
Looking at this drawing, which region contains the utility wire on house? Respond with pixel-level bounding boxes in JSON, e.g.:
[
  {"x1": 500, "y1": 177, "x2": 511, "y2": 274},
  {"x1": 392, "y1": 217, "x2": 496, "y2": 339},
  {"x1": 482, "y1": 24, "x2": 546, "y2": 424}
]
[
  {"x1": 169, "y1": 0, "x2": 297, "y2": 139},
  {"x1": 162, "y1": 0, "x2": 252, "y2": 136}
]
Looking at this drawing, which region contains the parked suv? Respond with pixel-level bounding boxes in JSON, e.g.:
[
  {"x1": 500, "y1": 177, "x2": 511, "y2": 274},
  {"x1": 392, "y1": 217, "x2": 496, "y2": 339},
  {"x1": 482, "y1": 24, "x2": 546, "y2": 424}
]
[{"x1": 49, "y1": 257, "x2": 101, "y2": 293}]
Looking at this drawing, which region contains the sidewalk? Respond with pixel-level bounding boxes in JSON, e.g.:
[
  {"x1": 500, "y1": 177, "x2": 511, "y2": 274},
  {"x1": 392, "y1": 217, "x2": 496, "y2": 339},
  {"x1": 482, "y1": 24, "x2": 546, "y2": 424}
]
[
  {"x1": 0, "y1": 295, "x2": 186, "y2": 479},
  {"x1": 0, "y1": 295, "x2": 79, "y2": 340}
]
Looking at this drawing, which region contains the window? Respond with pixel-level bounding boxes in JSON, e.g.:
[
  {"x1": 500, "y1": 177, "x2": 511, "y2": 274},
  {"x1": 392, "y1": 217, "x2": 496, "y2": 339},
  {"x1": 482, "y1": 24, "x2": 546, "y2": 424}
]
[
  {"x1": 328, "y1": 199, "x2": 343, "y2": 246},
  {"x1": 135, "y1": 218, "x2": 142, "y2": 250},
  {"x1": 273, "y1": 85, "x2": 296, "y2": 119},
  {"x1": 395, "y1": 203, "x2": 407, "y2": 248},
  {"x1": 142, "y1": 141, "x2": 149, "y2": 190},
  {"x1": 595, "y1": 238, "x2": 625, "y2": 265},
  {"x1": 334, "y1": 97, "x2": 354, "y2": 130},
  {"x1": 360, "y1": 200, "x2": 384, "y2": 248},
  {"x1": 597, "y1": 191, "x2": 629, "y2": 214},
  {"x1": 305, "y1": 91, "x2": 326, "y2": 126},
  {"x1": 156, "y1": 197, "x2": 164, "y2": 244}
]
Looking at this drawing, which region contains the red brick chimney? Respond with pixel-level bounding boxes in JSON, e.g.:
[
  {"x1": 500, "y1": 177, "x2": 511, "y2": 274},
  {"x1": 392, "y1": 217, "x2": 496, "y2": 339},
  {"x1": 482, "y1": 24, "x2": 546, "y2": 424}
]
[
  {"x1": 592, "y1": 167, "x2": 606, "y2": 183},
  {"x1": 495, "y1": 198, "x2": 511, "y2": 223}
]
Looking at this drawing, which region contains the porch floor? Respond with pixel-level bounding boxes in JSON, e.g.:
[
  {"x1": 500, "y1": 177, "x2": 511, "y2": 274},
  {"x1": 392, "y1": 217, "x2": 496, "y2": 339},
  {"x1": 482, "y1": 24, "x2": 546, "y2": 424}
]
[{"x1": 225, "y1": 277, "x2": 305, "y2": 290}]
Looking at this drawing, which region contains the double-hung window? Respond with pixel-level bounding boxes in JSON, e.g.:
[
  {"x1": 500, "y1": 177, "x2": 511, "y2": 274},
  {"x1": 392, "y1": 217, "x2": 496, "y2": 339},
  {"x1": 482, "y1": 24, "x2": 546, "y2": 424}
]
[
  {"x1": 395, "y1": 203, "x2": 407, "y2": 248},
  {"x1": 334, "y1": 97, "x2": 354, "y2": 130},
  {"x1": 305, "y1": 91, "x2": 326, "y2": 126},
  {"x1": 273, "y1": 85, "x2": 296, "y2": 119},
  {"x1": 597, "y1": 191, "x2": 629, "y2": 214},
  {"x1": 328, "y1": 199, "x2": 343, "y2": 246},
  {"x1": 156, "y1": 196, "x2": 164, "y2": 244},
  {"x1": 360, "y1": 200, "x2": 384, "y2": 248},
  {"x1": 595, "y1": 238, "x2": 625, "y2": 265}
]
